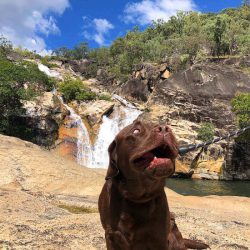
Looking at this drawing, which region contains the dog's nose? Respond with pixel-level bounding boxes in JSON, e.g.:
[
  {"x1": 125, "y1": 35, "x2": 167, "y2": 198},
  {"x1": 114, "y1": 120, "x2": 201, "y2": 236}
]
[{"x1": 154, "y1": 125, "x2": 170, "y2": 134}]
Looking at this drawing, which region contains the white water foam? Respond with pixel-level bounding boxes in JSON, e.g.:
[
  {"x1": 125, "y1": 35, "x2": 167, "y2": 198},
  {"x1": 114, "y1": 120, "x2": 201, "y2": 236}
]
[
  {"x1": 38, "y1": 63, "x2": 61, "y2": 78},
  {"x1": 90, "y1": 103, "x2": 142, "y2": 168}
]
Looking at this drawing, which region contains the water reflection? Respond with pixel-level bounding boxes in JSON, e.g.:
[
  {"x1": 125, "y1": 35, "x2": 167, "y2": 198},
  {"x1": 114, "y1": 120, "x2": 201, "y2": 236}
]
[{"x1": 166, "y1": 179, "x2": 250, "y2": 197}]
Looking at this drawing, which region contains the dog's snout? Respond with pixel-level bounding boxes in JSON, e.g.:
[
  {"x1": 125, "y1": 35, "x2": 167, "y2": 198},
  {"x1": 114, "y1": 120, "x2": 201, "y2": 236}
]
[{"x1": 154, "y1": 125, "x2": 170, "y2": 134}]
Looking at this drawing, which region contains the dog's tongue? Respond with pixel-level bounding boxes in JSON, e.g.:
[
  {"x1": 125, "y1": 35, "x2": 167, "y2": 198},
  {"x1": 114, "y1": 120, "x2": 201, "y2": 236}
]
[{"x1": 148, "y1": 157, "x2": 170, "y2": 169}]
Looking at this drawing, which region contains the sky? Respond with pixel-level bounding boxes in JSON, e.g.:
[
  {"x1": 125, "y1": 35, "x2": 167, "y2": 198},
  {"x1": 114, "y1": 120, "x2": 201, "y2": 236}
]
[{"x1": 0, "y1": 0, "x2": 243, "y2": 55}]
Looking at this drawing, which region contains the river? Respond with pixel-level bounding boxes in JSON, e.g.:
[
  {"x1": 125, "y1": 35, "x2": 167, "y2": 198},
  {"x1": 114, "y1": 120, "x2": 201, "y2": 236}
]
[{"x1": 166, "y1": 179, "x2": 250, "y2": 197}]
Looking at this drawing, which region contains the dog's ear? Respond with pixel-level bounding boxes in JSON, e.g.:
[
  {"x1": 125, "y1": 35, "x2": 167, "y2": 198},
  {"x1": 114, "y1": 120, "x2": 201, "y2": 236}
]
[{"x1": 105, "y1": 140, "x2": 118, "y2": 180}]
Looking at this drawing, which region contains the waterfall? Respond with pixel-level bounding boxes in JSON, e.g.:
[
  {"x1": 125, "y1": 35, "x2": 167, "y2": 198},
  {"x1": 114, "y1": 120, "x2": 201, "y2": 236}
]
[
  {"x1": 90, "y1": 104, "x2": 142, "y2": 168},
  {"x1": 39, "y1": 63, "x2": 141, "y2": 168},
  {"x1": 38, "y1": 63, "x2": 61, "y2": 78},
  {"x1": 57, "y1": 96, "x2": 141, "y2": 168},
  {"x1": 59, "y1": 97, "x2": 93, "y2": 166}
]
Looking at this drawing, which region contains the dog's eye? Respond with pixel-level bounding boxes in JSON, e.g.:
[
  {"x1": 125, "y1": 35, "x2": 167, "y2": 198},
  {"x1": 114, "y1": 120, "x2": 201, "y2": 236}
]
[{"x1": 133, "y1": 129, "x2": 140, "y2": 134}]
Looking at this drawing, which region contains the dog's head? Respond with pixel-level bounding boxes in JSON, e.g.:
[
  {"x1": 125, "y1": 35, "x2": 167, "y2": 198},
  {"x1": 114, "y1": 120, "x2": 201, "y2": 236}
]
[{"x1": 106, "y1": 120, "x2": 178, "y2": 200}]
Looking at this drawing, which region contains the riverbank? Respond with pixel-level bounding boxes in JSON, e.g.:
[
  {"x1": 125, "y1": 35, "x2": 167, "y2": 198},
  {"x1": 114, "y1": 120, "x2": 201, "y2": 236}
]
[{"x1": 0, "y1": 134, "x2": 249, "y2": 249}]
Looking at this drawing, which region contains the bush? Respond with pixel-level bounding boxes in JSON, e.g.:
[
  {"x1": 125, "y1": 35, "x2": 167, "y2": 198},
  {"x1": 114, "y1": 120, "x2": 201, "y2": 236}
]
[
  {"x1": 0, "y1": 59, "x2": 53, "y2": 92},
  {"x1": 40, "y1": 56, "x2": 58, "y2": 69},
  {"x1": 231, "y1": 92, "x2": 250, "y2": 142},
  {"x1": 59, "y1": 77, "x2": 96, "y2": 102},
  {"x1": 0, "y1": 58, "x2": 54, "y2": 139},
  {"x1": 76, "y1": 91, "x2": 96, "y2": 101},
  {"x1": 99, "y1": 93, "x2": 112, "y2": 101},
  {"x1": 231, "y1": 93, "x2": 250, "y2": 128},
  {"x1": 197, "y1": 123, "x2": 215, "y2": 142}
]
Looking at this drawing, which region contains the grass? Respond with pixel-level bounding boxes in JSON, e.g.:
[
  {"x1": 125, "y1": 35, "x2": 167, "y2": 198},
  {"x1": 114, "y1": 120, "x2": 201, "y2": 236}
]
[
  {"x1": 58, "y1": 204, "x2": 98, "y2": 214},
  {"x1": 240, "y1": 67, "x2": 250, "y2": 75}
]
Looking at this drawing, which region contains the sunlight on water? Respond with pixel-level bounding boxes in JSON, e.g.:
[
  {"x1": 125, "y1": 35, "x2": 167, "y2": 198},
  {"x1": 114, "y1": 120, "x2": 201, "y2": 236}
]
[
  {"x1": 90, "y1": 105, "x2": 142, "y2": 168},
  {"x1": 58, "y1": 95, "x2": 141, "y2": 168},
  {"x1": 166, "y1": 179, "x2": 250, "y2": 197}
]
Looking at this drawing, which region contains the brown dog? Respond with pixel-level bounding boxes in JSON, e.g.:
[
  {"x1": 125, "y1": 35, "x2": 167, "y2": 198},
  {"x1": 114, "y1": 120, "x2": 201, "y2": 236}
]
[{"x1": 99, "y1": 120, "x2": 209, "y2": 250}]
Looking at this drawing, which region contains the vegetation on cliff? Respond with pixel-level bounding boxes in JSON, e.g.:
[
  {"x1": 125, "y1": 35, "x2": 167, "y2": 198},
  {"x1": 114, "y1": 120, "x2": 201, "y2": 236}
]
[
  {"x1": 231, "y1": 92, "x2": 250, "y2": 142},
  {"x1": 0, "y1": 37, "x2": 54, "y2": 139},
  {"x1": 53, "y1": 5, "x2": 250, "y2": 81},
  {"x1": 197, "y1": 123, "x2": 215, "y2": 142},
  {"x1": 59, "y1": 77, "x2": 96, "y2": 102}
]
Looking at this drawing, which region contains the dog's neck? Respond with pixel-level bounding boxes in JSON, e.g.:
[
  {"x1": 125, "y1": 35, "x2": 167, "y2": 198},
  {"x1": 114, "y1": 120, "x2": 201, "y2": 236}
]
[{"x1": 111, "y1": 175, "x2": 166, "y2": 204}]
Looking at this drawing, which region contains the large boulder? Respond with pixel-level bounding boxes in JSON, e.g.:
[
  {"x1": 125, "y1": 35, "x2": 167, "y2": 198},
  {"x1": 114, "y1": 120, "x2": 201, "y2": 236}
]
[
  {"x1": 22, "y1": 92, "x2": 68, "y2": 146},
  {"x1": 120, "y1": 63, "x2": 171, "y2": 102},
  {"x1": 63, "y1": 59, "x2": 90, "y2": 75}
]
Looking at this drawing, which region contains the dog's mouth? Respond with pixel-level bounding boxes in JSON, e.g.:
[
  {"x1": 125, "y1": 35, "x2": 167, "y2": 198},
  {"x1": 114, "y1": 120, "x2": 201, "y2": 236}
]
[{"x1": 132, "y1": 144, "x2": 175, "y2": 178}]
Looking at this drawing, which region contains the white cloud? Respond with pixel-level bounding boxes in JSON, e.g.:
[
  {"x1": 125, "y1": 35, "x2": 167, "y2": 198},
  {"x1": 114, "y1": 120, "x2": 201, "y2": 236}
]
[
  {"x1": 0, "y1": 0, "x2": 69, "y2": 54},
  {"x1": 83, "y1": 18, "x2": 114, "y2": 46},
  {"x1": 124, "y1": 0, "x2": 196, "y2": 25}
]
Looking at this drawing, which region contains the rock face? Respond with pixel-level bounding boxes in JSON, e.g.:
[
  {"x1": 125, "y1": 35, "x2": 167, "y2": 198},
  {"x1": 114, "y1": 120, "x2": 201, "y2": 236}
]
[
  {"x1": 64, "y1": 59, "x2": 90, "y2": 75},
  {"x1": 22, "y1": 92, "x2": 68, "y2": 147},
  {"x1": 129, "y1": 62, "x2": 250, "y2": 180},
  {"x1": 0, "y1": 135, "x2": 249, "y2": 249},
  {"x1": 76, "y1": 100, "x2": 115, "y2": 127},
  {"x1": 120, "y1": 63, "x2": 171, "y2": 101}
]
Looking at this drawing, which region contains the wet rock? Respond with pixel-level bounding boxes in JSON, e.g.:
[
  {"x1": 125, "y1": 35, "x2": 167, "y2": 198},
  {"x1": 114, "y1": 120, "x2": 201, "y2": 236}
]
[{"x1": 77, "y1": 100, "x2": 115, "y2": 127}]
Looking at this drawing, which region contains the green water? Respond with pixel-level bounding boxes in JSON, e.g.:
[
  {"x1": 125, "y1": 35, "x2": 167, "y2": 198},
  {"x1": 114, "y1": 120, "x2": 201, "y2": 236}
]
[{"x1": 165, "y1": 179, "x2": 250, "y2": 197}]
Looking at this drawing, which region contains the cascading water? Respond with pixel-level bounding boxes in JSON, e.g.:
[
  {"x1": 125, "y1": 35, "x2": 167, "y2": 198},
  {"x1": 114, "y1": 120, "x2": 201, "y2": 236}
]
[
  {"x1": 38, "y1": 63, "x2": 61, "y2": 78},
  {"x1": 90, "y1": 104, "x2": 142, "y2": 168},
  {"x1": 58, "y1": 97, "x2": 141, "y2": 168},
  {"x1": 39, "y1": 62, "x2": 141, "y2": 168},
  {"x1": 59, "y1": 97, "x2": 93, "y2": 166}
]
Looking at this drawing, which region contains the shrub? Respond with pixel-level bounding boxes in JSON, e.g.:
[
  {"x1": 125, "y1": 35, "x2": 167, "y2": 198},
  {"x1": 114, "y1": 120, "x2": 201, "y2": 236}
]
[
  {"x1": 231, "y1": 92, "x2": 250, "y2": 142},
  {"x1": 0, "y1": 59, "x2": 53, "y2": 92},
  {"x1": 231, "y1": 93, "x2": 250, "y2": 128},
  {"x1": 0, "y1": 58, "x2": 54, "y2": 139},
  {"x1": 40, "y1": 56, "x2": 58, "y2": 68},
  {"x1": 59, "y1": 77, "x2": 96, "y2": 102},
  {"x1": 99, "y1": 93, "x2": 112, "y2": 101},
  {"x1": 197, "y1": 123, "x2": 215, "y2": 142},
  {"x1": 76, "y1": 91, "x2": 96, "y2": 101}
]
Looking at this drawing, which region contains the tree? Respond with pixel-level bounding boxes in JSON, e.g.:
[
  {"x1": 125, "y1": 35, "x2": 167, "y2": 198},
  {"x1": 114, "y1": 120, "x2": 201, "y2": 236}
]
[
  {"x1": 0, "y1": 36, "x2": 13, "y2": 58},
  {"x1": 72, "y1": 42, "x2": 89, "y2": 60},
  {"x1": 213, "y1": 16, "x2": 227, "y2": 56},
  {"x1": 231, "y1": 93, "x2": 250, "y2": 142},
  {"x1": 242, "y1": 0, "x2": 250, "y2": 6}
]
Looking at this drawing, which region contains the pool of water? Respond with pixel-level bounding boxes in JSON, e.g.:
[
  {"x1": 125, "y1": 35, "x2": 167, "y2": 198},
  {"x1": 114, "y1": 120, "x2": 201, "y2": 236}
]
[{"x1": 165, "y1": 179, "x2": 250, "y2": 197}]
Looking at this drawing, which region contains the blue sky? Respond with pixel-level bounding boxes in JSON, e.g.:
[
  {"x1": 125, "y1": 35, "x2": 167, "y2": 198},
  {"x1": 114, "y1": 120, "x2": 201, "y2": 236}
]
[{"x1": 0, "y1": 0, "x2": 243, "y2": 55}]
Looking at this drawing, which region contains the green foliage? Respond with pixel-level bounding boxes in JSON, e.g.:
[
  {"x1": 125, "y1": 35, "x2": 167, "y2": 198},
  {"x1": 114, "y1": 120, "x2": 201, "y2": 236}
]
[
  {"x1": 76, "y1": 91, "x2": 96, "y2": 101},
  {"x1": 40, "y1": 56, "x2": 58, "y2": 68},
  {"x1": 99, "y1": 93, "x2": 112, "y2": 101},
  {"x1": 231, "y1": 93, "x2": 250, "y2": 142},
  {"x1": 52, "y1": 42, "x2": 89, "y2": 60},
  {"x1": 14, "y1": 47, "x2": 41, "y2": 60},
  {"x1": 0, "y1": 57, "x2": 54, "y2": 140},
  {"x1": 59, "y1": 77, "x2": 96, "y2": 102},
  {"x1": 197, "y1": 123, "x2": 215, "y2": 142},
  {"x1": 231, "y1": 93, "x2": 250, "y2": 128},
  {"x1": 0, "y1": 36, "x2": 13, "y2": 58},
  {"x1": 51, "y1": 6, "x2": 250, "y2": 82}
]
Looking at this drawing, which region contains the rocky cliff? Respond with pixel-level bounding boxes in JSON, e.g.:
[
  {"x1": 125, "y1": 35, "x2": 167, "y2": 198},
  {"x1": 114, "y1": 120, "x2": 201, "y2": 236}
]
[
  {"x1": 13, "y1": 58, "x2": 249, "y2": 180},
  {"x1": 118, "y1": 60, "x2": 250, "y2": 180}
]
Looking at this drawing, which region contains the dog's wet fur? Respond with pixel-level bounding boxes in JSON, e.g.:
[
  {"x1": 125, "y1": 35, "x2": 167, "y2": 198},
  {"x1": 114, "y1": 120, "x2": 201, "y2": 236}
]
[{"x1": 98, "y1": 120, "x2": 209, "y2": 250}]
